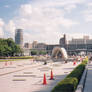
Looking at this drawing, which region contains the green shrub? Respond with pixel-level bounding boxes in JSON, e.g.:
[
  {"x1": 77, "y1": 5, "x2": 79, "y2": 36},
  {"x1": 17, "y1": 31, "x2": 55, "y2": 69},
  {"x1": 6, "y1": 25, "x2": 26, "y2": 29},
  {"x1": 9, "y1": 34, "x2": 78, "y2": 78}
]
[
  {"x1": 82, "y1": 59, "x2": 88, "y2": 65},
  {"x1": 52, "y1": 77, "x2": 78, "y2": 92},
  {"x1": 31, "y1": 50, "x2": 38, "y2": 55},
  {"x1": 67, "y1": 64, "x2": 85, "y2": 82}
]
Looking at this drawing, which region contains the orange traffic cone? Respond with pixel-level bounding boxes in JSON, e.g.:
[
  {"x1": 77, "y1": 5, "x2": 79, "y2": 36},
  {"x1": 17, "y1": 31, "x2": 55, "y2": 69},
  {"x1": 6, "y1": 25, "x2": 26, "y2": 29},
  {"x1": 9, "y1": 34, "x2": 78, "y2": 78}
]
[
  {"x1": 50, "y1": 70, "x2": 54, "y2": 80},
  {"x1": 73, "y1": 61, "x2": 76, "y2": 66},
  {"x1": 43, "y1": 73, "x2": 47, "y2": 85},
  {"x1": 5, "y1": 62, "x2": 7, "y2": 66}
]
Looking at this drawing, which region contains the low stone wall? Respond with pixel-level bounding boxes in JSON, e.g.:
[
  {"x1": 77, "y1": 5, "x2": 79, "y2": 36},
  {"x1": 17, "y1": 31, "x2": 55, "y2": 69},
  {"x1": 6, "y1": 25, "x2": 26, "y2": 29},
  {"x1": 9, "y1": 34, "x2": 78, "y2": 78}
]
[{"x1": 75, "y1": 65, "x2": 88, "y2": 92}]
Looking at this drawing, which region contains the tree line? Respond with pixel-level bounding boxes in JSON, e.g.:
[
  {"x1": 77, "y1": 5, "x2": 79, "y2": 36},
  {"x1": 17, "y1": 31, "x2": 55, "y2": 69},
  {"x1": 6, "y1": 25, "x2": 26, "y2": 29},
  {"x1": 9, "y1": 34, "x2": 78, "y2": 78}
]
[
  {"x1": 0, "y1": 38, "x2": 22, "y2": 57},
  {"x1": 31, "y1": 50, "x2": 47, "y2": 55}
]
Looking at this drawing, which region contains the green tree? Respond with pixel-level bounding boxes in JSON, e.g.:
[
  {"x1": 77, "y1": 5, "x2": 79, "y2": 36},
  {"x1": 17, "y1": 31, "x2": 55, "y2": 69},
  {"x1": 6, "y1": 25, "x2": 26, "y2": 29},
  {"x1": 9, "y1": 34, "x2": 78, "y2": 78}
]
[
  {"x1": 0, "y1": 38, "x2": 22, "y2": 57},
  {"x1": 0, "y1": 45, "x2": 5, "y2": 56},
  {"x1": 31, "y1": 50, "x2": 38, "y2": 55},
  {"x1": 39, "y1": 51, "x2": 47, "y2": 55}
]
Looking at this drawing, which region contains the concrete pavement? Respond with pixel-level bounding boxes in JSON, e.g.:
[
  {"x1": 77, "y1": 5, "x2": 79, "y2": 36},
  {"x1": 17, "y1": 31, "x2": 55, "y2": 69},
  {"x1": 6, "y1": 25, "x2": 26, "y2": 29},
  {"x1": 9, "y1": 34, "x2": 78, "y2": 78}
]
[
  {"x1": 83, "y1": 62, "x2": 92, "y2": 92},
  {"x1": 0, "y1": 59, "x2": 43, "y2": 76},
  {"x1": 0, "y1": 60, "x2": 80, "y2": 92}
]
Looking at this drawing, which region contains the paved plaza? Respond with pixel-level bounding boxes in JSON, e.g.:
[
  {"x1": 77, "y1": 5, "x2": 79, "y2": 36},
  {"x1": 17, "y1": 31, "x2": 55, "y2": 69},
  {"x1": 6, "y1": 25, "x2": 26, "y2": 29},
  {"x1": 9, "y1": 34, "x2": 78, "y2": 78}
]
[{"x1": 0, "y1": 60, "x2": 80, "y2": 92}]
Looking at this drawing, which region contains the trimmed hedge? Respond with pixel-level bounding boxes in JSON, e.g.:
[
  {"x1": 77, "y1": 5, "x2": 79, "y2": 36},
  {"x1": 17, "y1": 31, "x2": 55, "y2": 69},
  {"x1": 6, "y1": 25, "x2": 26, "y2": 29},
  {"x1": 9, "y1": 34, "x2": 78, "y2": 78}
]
[
  {"x1": 52, "y1": 77, "x2": 78, "y2": 92},
  {"x1": 67, "y1": 64, "x2": 85, "y2": 82},
  {"x1": 51, "y1": 58, "x2": 88, "y2": 92}
]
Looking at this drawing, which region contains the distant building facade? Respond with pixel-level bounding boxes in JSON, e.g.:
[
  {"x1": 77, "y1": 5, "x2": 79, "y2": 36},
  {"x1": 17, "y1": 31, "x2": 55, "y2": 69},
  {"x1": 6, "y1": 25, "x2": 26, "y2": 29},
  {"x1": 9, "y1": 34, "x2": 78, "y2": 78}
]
[
  {"x1": 32, "y1": 41, "x2": 47, "y2": 51},
  {"x1": 36, "y1": 43, "x2": 47, "y2": 50},
  {"x1": 46, "y1": 35, "x2": 92, "y2": 55},
  {"x1": 59, "y1": 34, "x2": 67, "y2": 49},
  {"x1": 31, "y1": 41, "x2": 46, "y2": 50},
  {"x1": 32, "y1": 41, "x2": 38, "y2": 49},
  {"x1": 67, "y1": 36, "x2": 92, "y2": 55},
  {"x1": 15, "y1": 29, "x2": 23, "y2": 47},
  {"x1": 24, "y1": 43, "x2": 32, "y2": 49}
]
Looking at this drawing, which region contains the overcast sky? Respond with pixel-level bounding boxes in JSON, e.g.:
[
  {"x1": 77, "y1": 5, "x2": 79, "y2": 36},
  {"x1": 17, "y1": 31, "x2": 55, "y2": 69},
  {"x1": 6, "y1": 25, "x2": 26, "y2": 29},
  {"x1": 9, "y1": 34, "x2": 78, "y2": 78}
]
[{"x1": 0, "y1": 0, "x2": 92, "y2": 44}]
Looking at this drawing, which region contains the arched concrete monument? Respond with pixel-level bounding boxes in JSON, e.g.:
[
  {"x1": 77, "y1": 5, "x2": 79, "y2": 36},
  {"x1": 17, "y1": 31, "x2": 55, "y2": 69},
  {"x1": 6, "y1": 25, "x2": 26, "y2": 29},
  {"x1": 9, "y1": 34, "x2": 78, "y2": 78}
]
[{"x1": 51, "y1": 47, "x2": 68, "y2": 60}]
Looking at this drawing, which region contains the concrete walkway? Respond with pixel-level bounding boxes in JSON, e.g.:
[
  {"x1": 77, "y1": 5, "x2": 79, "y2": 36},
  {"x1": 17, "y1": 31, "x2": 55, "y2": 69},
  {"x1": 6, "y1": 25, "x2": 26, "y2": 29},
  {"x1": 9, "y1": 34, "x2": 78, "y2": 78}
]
[
  {"x1": 0, "y1": 60, "x2": 81, "y2": 92},
  {"x1": 0, "y1": 59, "x2": 43, "y2": 76},
  {"x1": 84, "y1": 62, "x2": 92, "y2": 92}
]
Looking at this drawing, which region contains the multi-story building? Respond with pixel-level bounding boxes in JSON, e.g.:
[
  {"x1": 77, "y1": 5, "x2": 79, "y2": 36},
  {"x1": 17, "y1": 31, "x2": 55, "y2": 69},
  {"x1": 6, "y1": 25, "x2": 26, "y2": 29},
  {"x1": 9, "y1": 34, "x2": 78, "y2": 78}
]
[
  {"x1": 24, "y1": 43, "x2": 32, "y2": 49},
  {"x1": 46, "y1": 35, "x2": 92, "y2": 56},
  {"x1": 15, "y1": 29, "x2": 23, "y2": 47},
  {"x1": 36, "y1": 43, "x2": 47, "y2": 50},
  {"x1": 32, "y1": 41, "x2": 38, "y2": 49},
  {"x1": 32, "y1": 42, "x2": 47, "y2": 51},
  {"x1": 59, "y1": 34, "x2": 67, "y2": 48},
  {"x1": 67, "y1": 36, "x2": 92, "y2": 55}
]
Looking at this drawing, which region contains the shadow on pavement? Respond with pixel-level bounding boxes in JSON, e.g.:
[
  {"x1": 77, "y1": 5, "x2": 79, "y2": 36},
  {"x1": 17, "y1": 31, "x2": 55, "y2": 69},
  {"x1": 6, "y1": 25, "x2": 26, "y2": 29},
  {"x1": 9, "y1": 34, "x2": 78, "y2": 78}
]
[
  {"x1": 63, "y1": 68, "x2": 74, "y2": 70},
  {"x1": 32, "y1": 74, "x2": 67, "y2": 92}
]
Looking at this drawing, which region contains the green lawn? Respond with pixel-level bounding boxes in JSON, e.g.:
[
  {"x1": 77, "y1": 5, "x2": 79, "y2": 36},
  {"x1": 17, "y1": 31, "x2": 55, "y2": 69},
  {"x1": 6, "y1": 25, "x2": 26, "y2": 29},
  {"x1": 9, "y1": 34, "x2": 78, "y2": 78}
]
[{"x1": 0, "y1": 59, "x2": 28, "y2": 62}]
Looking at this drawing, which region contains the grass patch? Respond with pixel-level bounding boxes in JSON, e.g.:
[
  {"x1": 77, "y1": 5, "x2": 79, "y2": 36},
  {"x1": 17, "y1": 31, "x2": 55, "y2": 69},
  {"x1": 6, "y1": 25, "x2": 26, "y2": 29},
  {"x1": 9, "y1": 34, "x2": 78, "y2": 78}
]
[
  {"x1": 0, "y1": 56, "x2": 33, "y2": 59},
  {"x1": 0, "y1": 56, "x2": 34, "y2": 62}
]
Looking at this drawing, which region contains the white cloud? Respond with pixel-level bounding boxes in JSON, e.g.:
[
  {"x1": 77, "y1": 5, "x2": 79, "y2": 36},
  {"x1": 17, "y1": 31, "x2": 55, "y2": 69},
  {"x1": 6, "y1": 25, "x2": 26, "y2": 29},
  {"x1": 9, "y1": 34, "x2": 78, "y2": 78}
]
[
  {"x1": 58, "y1": 17, "x2": 79, "y2": 28},
  {"x1": 0, "y1": 28, "x2": 4, "y2": 38},
  {"x1": 0, "y1": 18, "x2": 4, "y2": 26},
  {"x1": 6, "y1": 0, "x2": 85, "y2": 44},
  {"x1": 19, "y1": 4, "x2": 32, "y2": 17},
  {"x1": 66, "y1": 33, "x2": 92, "y2": 41},
  {"x1": 5, "y1": 20, "x2": 16, "y2": 37},
  {"x1": 14, "y1": 2, "x2": 79, "y2": 30},
  {"x1": 24, "y1": 30, "x2": 61, "y2": 44},
  {"x1": 34, "y1": 0, "x2": 84, "y2": 8},
  {"x1": 0, "y1": 18, "x2": 5, "y2": 38},
  {"x1": 83, "y1": 2, "x2": 92, "y2": 22},
  {"x1": 87, "y1": 3, "x2": 92, "y2": 8},
  {"x1": 64, "y1": 4, "x2": 77, "y2": 12}
]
